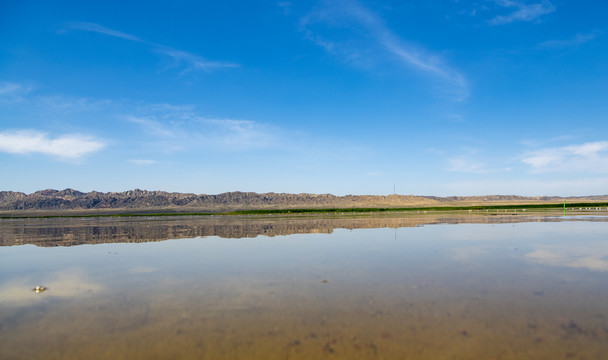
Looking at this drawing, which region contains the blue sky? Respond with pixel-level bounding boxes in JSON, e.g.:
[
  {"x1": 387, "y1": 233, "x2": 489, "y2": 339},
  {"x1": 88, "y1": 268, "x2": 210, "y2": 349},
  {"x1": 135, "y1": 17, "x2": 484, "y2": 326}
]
[{"x1": 1, "y1": 0, "x2": 607, "y2": 196}]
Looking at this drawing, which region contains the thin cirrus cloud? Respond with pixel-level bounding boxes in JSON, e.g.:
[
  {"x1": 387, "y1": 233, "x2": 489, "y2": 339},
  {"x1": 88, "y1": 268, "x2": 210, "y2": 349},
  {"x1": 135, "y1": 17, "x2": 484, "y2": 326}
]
[
  {"x1": 0, "y1": 81, "x2": 32, "y2": 102},
  {"x1": 0, "y1": 82, "x2": 112, "y2": 110},
  {"x1": 205, "y1": 119, "x2": 275, "y2": 147},
  {"x1": 63, "y1": 22, "x2": 238, "y2": 72},
  {"x1": 539, "y1": 32, "x2": 598, "y2": 49},
  {"x1": 489, "y1": 0, "x2": 555, "y2": 25},
  {"x1": 447, "y1": 156, "x2": 487, "y2": 174},
  {"x1": 0, "y1": 130, "x2": 106, "y2": 160},
  {"x1": 299, "y1": 0, "x2": 468, "y2": 101},
  {"x1": 127, "y1": 111, "x2": 276, "y2": 151},
  {"x1": 126, "y1": 115, "x2": 181, "y2": 139},
  {"x1": 128, "y1": 159, "x2": 157, "y2": 165},
  {"x1": 0, "y1": 81, "x2": 26, "y2": 96},
  {"x1": 65, "y1": 22, "x2": 142, "y2": 42},
  {"x1": 154, "y1": 47, "x2": 239, "y2": 74},
  {"x1": 521, "y1": 141, "x2": 608, "y2": 173}
]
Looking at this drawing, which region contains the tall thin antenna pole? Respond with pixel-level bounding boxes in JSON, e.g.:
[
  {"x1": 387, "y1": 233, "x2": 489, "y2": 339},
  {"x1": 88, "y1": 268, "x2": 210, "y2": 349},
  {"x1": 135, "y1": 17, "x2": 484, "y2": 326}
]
[{"x1": 394, "y1": 184, "x2": 396, "y2": 195}]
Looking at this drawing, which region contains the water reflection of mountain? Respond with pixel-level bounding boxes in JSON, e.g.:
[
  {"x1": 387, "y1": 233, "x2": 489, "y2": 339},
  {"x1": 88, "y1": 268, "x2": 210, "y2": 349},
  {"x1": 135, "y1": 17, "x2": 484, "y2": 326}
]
[{"x1": 1, "y1": 213, "x2": 605, "y2": 247}]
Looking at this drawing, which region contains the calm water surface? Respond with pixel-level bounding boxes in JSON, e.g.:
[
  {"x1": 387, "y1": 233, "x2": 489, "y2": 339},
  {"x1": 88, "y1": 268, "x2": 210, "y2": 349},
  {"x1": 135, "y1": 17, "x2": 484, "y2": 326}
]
[{"x1": 1, "y1": 213, "x2": 608, "y2": 359}]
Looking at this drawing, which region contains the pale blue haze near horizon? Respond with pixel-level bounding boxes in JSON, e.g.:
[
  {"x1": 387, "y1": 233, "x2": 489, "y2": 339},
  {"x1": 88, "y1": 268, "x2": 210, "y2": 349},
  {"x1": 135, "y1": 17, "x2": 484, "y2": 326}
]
[{"x1": 0, "y1": 0, "x2": 607, "y2": 196}]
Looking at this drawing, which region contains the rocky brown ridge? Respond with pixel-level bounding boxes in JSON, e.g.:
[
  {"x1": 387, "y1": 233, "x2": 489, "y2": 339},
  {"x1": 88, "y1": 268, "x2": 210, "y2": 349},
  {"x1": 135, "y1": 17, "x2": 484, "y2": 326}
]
[{"x1": 1, "y1": 189, "x2": 607, "y2": 214}]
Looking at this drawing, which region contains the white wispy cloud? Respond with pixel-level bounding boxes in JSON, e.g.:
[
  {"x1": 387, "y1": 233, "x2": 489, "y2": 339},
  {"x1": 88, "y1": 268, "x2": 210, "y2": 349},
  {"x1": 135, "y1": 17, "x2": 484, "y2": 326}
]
[
  {"x1": 126, "y1": 116, "x2": 181, "y2": 138},
  {"x1": 539, "y1": 32, "x2": 598, "y2": 49},
  {"x1": 365, "y1": 170, "x2": 383, "y2": 177},
  {"x1": 64, "y1": 22, "x2": 143, "y2": 42},
  {"x1": 519, "y1": 135, "x2": 577, "y2": 148},
  {"x1": 300, "y1": 0, "x2": 468, "y2": 101},
  {"x1": 447, "y1": 156, "x2": 488, "y2": 174},
  {"x1": 128, "y1": 159, "x2": 157, "y2": 165},
  {"x1": 0, "y1": 130, "x2": 105, "y2": 160},
  {"x1": 63, "y1": 22, "x2": 238, "y2": 73},
  {"x1": 521, "y1": 141, "x2": 608, "y2": 173},
  {"x1": 38, "y1": 95, "x2": 112, "y2": 112},
  {"x1": 0, "y1": 82, "x2": 25, "y2": 96},
  {"x1": 489, "y1": 0, "x2": 555, "y2": 25},
  {"x1": 0, "y1": 84, "x2": 113, "y2": 111},
  {"x1": 204, "y1": 119, "x2": 274, "y2": 148},
  {"x1": 155, "y1": 47, "x2": 239, "y2": 74},
  {"x1": 127, "y1": 107, "x2": 276, "y2": 151},
  {"x1": 444, "y1": 146, "x2": 513, "y2": 174},
  {"x1": 0, "y1": 81, "x2": 32, "y2": 102}
]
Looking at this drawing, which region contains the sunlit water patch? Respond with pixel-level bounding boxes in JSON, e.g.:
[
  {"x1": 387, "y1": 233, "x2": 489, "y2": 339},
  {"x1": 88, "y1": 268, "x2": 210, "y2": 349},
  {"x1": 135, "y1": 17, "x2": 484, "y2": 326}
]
[{"x1": 1, "y1": 215, "x2": 608, "y2": 359}]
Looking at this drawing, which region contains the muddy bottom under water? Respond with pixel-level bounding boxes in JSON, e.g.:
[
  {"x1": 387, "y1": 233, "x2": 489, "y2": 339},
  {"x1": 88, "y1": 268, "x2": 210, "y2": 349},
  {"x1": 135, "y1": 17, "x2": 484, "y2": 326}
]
[{"x1": 1, "y1": 214, "x2": 608, "y2": 359}]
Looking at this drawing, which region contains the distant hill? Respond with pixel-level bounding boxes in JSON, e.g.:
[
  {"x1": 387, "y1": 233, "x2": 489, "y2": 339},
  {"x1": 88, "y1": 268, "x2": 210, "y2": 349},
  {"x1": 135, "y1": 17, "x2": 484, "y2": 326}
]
[{"x1": 1, "y1": 189, "x2": 607, "y2": 214}]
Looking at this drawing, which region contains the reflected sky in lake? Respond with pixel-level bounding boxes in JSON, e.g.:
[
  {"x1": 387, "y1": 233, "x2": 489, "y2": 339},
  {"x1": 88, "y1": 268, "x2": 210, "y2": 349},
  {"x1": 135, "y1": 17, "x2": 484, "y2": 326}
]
[{"x1": 1, "y1": 215, "x2": 608, "y2": 359}]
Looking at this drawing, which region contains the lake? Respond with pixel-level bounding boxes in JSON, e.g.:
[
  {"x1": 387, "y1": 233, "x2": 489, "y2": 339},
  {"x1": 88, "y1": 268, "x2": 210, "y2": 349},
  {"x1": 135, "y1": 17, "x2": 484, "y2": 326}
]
[{"x1": 1, "y1": 211, "x2": 608, "y2": 359}]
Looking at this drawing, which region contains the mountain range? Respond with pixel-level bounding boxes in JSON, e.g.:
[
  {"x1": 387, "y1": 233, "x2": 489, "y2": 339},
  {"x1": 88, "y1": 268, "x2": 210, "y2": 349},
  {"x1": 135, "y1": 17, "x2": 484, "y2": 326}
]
[{"x1": 1, "y1": 189, "x2": 607, "y2": 214}]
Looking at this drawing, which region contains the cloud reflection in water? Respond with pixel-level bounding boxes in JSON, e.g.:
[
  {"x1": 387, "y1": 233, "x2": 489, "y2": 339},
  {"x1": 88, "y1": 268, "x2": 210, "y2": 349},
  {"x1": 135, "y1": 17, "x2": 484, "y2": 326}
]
[
  {"x1": 0, "y1": 269, "x2": 103, "y2": 306},
  {"x1": 526, "y1": 244, "x2": 608, "y2": 271}
]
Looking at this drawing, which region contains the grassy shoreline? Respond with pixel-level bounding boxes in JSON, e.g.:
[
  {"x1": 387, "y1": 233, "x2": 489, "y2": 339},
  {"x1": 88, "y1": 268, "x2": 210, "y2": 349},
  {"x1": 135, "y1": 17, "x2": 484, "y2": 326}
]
[{"x1": 1, "y1": 202, "x2": 607, "y2": 219}]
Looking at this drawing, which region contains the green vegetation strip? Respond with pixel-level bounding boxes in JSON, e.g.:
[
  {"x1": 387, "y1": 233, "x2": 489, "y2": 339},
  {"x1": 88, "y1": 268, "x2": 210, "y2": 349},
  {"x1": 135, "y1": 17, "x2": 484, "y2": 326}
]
[
  {"x1": 224, "y1": 202, "x2": 608, "y2": 215},
  {"x1": 1, "y1": 202, "x2": 607, "y2": 219}
]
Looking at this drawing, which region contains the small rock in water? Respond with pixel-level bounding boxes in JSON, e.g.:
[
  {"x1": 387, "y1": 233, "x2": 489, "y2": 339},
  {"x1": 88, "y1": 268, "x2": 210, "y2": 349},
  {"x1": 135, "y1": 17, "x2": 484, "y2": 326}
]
[{"x1": 32, "y1": 286, "x2": 47, "y2": 294}]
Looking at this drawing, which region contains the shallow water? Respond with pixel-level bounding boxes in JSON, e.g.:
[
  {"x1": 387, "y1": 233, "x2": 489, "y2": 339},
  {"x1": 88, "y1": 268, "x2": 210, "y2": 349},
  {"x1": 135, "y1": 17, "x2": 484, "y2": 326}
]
[{"x1": 2, "y1": 213, "x2": 608, "y2": 359}]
